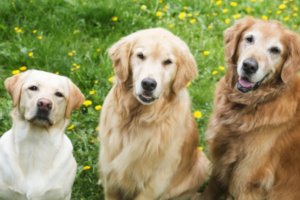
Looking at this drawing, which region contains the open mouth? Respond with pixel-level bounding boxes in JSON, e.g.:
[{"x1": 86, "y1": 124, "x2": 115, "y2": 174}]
[
  {"x1": 138, "y1": 91, "x2": 156, "y2": 104},
  {"x1": 236, "y1": 74, "x2": 269, "y2": 93}
]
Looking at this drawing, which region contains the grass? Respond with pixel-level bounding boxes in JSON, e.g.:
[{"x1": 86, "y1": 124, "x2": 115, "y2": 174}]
[{"x1": 0, "y1": 0, "x2": 299, "y2": 199}]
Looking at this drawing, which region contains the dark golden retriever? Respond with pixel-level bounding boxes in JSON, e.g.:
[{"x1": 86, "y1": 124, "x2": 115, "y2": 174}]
[{"x1": 203, "y1": 17, "x2": 300, "y2": 200}]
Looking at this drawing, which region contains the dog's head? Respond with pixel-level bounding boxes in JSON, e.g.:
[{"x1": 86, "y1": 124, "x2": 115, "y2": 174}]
[
  {"x1": 5, "y1": 70, "x2": 85, "y2": 127},
  {"x1": 109, "y1": 28, "x2": 197, "y2": 105},
  {"x1": 224, "y1": 17, "x2": 300, "y2": 93}
]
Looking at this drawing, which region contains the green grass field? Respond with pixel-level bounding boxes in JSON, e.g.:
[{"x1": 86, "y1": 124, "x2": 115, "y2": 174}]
[{"x1": 0, "y1": 0, "x2": 299, "y2": 199}]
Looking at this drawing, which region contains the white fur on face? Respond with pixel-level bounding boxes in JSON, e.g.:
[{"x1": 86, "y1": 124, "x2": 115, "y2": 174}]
[
  {"x1": 237, "y1": 29, "x2": 285, "y2": 84},
  {"x1": 19, "y1": 71, "x2": 70, "y2": 126},
  {"x1": 130, "y1": 42, "x2": 177, "y2": 105}
]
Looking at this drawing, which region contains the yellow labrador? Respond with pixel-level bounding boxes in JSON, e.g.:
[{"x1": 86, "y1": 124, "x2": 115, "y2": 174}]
[
  {"x1": 0, "y1": 70, "x2": 84, "y2": 200},
  {"x1": 99, "y1": 28, "x2": 210, "y2": 200}
]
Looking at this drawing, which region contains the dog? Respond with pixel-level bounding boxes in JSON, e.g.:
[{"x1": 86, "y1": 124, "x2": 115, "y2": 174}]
[
  {"x1": 0, "y1": 70, "x2": 85, "y2": 200},
  {"x1": 98, "y1": 28, "x2": 210, "y2": 200},
  {"x1": 202, "y1": 17, "x2": 300, "y2": 200}
]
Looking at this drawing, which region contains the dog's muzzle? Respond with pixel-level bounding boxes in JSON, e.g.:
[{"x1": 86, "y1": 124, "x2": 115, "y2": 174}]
[
  {"x1": 31, "y1": 98, "x2": 53, "y2": 126},
  {"x1": 138, "y1": 78, "x2": 157, "y2": 104}
]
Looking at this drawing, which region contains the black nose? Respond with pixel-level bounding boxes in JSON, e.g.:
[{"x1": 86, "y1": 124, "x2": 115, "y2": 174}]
[
  {"x1": 37, "y1": 98, "x2": 53, "y2": 111},
  {"x1": 242, "y1": 58, "x2": 258, "y2": 74},
  {"x1": 141, "y1": 78, "x2": 157, "y2": 91}
]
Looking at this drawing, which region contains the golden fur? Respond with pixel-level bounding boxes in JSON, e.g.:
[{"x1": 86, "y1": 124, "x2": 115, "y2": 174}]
[
  {"x1": 202, "y1": 17, "x2": 300, "y2": 200},
  {"x1": 98, "y1": 28, "x2": 210, "y2": 200}
]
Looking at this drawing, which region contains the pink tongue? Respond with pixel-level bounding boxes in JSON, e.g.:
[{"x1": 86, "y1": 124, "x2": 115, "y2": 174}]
[{"x1": 238, "y1": 77, "x2": 255, "y2": 88}]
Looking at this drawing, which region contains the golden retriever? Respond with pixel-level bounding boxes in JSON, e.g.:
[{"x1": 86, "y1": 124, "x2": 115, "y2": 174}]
[
  {"x1": 98, "y1": 28, "x2": 210, "y2": 200},
  {"x1": 202, "y1": 17, "x2": 300, "y2": 200},
  {"x1": 0, "y1": 70, "x2": 84, "y2": 200}
]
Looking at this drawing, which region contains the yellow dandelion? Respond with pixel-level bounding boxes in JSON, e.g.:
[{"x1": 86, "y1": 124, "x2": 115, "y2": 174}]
[
  {"x1": 250, "y1": 0, "x2": 256, "y2": 2},
  {"x1": 225, "y1": 18, "x2": 231, "y2": 25},
  {"x1": 14, "y1": 27, "x2": 23, "y2": 33},
  {"x1": 188, "y1": 13, "x2": 193, "y2": 17},
  {"x1": 233, "y1": 14, "x2": 241, "y2": 19},
  {"x1": 68, "y1": 50, "x2": 76, "y2": 57},
  {"x1": 19, "y1": 66, "x2": 27, "y2": 71},
  {"x1": 111, "y1": 16, "x2": 118, "y2": 22},
  {"x1": 276, "y1": 10, "x2": 282, "y2": 15},
  {"x1": 293, "y1": 13, "x2": 298, "y2": 17},
  {"x1": 186, "y1": 81, "x2": 191, "y2": 87},
  {"x1": 222, "y1": 8, "x2": 228, "y2": 14},
  {"x1": 83, "y1": 100, "x2": 92, "y2": 107},
  {"x1": 108, "y1": 76, "x2": 115, "y2": 83},
  {"x1": 278, "y1": 4, "x2": 286, "y2": 10},
  {"x1": 163, "y1": 5, "x2": 169, "y2": 12},
  {"x1": 203, "y1": 51, "x2": 210, "y2": 56},
  {"x1": 96, "y1": 48, "x2": 101, "y2": 52},
  {"x1": 212, "y1": 70, "x2": 219, "y2": 75},
  {"x1": 213, "y1": 12, "x2": 218, "y2": 16},
  {"x1": 28, "y1": 52, "x2": 33, "y2": 58},
  {"x1": 159, "y1": 0, "x2": 163, "y2": 3},
  {"x1": 37, "y1": 35, "x2": 43, "y2": 40},
  {"x1": 284, "y1": 16, "x2": 290, "y2": 21},
  {"x1": 208, "y1": 24, "x2": 213, "y2": 30},
  {"x1": 216, "y1": 0, "x2": 222, "y2": 6},
  {"x1": 246, "y1": 7, "x2": 252, "y2": 13},
  {"x1": 140, "y1": 5, "x2": 147, "y2": 11},
  {"x1": 261, "y1": 15, "x2": 268, "y2": 20},
  {"x1": 89, "y1": 90, "x2": 96, "y2": 95},
  {"x1": 32, "y1": 29, "x2": 37, "y2": 34},
  {"x1": 189, "y1": 18, "x2": 197, "y2": 24},
  {"x1": 178, "y1": 12, "x2": 186, "y2": 20},
  {"x1": 82, "y1": 166, "x2": 91, "y2": 171},
  {"x1": 67, "y1": 124, "x2": 75, "y2": 130},
  {"x1": 193, "y1": 111, "x2": 203, "y2": 119},
  {"x1": 218, "y1": 66, "x2": 225, "y2": 71},
  {"x1": 194, "y1": 11, "x2": 200, "y2": 16},
  {"x1": 156, "y1": 11, "x2": 163, "y2": 18},
  {"x1": 230, "y1": 1, "x2": 238, "y2": 7},
  {"x1": 293, "y1": 6, "x2": 299, "y2": 12},
  {"x1": 95, "y1": 105, "x2": 102, "y2": 111},
  {"x1": 197, "y1": 146, "x2": 204, "y2": 151},
  {"x1": 12, "y1": 70, "x2": 20, "y2": 75},
  {"x1": 292, "y1": 24, "x2": 298, "y2": 29}
]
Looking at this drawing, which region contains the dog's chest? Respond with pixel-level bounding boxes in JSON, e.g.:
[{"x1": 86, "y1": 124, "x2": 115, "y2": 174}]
[
  {"x1": 101, "y1": 119, "x2": 183, "y2": 191},
  {"x1": 228, "y1": 127, "x2": 282, "y2": 198}
]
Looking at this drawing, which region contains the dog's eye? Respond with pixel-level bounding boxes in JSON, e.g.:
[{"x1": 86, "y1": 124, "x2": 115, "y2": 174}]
[
  {"x1": 28, "y1": 86, "x2": 38, "y2": 91},
  {"x1": 245, "y1": 35, "x2": 254, "y2": 43},
  {"x1": 163, "y1": 59, "x2": 172, "y2": 65},
  {"x1": 55, "y1": 92, "x2": 64, "y2": 98},
  {"x1": 269, "y1": 47, "x2": 281, "y2": 54},
  {"x1": 137, "y1": 52, "x2": 145, "y2": 60}
]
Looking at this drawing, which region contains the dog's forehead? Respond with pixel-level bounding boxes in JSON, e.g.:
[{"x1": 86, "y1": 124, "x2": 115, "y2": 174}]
[
  {"x1": 247, "y1": 22, "x2": 284, "y2": 39},
  {"x1": 24, "y1": 70, "x2": 69, "y2": 91}
]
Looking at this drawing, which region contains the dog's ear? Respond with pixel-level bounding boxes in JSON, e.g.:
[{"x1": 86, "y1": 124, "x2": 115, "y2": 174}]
[
  {"x1": 281, "y1": 32, "x2": 300, "y2": 83},
  {"x1": 108, "y1": 35, "x2": 134, "y2": 83},
  {"x1": 65, "y1": 79, "x2": 85, "y2": 118},
  {"x1": 172, "y1": 43, "x2": 198, "y2": 93},
  {"x1": 224, "y1": 17, "x2": 256, "y2": 67},
  {"x1": 5, "y1": 71, "x2": 30, "y2": 107}
]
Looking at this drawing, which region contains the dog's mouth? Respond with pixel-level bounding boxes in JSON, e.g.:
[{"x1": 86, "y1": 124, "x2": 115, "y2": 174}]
[
  {"x1": 236, "y1": 74, "x2": 269, "y2": 93},
  {"x1": 137, "y1": 91, "x2": 157, "y2": 105},
  {"x1": 29, "y1": 110, "x2": 53, "y2": 126}
]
